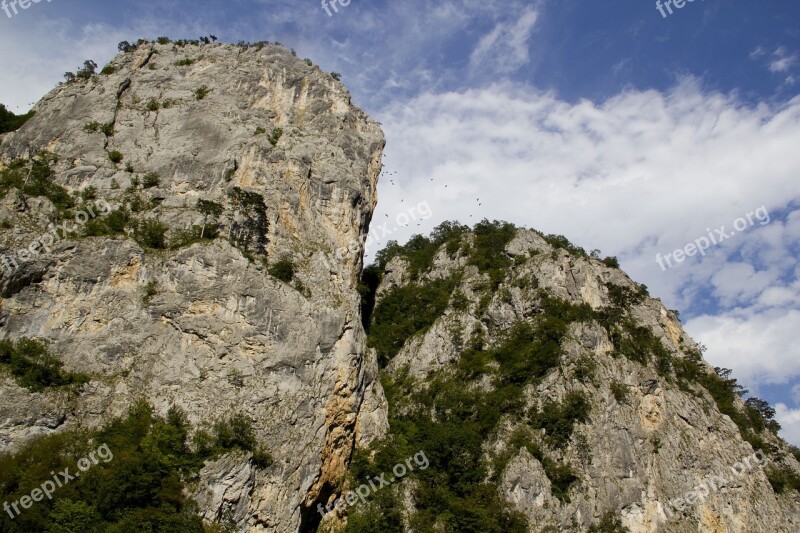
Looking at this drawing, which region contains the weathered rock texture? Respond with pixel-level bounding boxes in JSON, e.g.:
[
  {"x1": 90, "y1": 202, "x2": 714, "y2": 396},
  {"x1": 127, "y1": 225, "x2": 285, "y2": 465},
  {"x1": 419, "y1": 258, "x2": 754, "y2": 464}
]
[
  {"x1": 371, "y1": 229, "x2": 800, "y2": 532},
  {"x1": 1, "y1": 41, "x2": 385, "y2": 532},
  {"x1": 2, "y1": 40, "x2": 799, "y2": 533}
]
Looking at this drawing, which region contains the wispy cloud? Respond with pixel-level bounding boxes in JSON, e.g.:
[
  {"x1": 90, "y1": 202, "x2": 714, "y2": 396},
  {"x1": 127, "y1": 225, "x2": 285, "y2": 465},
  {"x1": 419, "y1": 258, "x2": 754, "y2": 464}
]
[
  {"x1": 373, "y1": 79, "x2": 800, "y2": 395},
  {"x1": 776, "y1": 403, "x2": 800, "y2": 446},
  {"x1": 769, "y1": 47, "x2": 799, "y2": 73},
  {"x1": 469, "y1": 7, "x2": 538, "y2": 76}
]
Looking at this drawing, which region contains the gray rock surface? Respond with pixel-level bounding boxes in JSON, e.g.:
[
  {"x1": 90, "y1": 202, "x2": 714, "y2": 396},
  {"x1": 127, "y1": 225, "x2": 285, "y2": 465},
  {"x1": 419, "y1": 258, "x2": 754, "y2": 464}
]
[
  {"x1": 374, "y1": 228, "x2": 800, "y2": 532},
  {"x1": 0, "y1": 41, "x2": 385, "y2": 532}
]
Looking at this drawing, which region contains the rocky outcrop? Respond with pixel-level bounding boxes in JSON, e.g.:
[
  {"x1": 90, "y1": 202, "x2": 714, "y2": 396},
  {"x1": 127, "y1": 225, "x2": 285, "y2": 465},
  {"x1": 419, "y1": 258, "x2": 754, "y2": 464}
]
[
  {"x1": 368, "y1": 227, "x2": 800, "y2": 532},
  {"x1": 2, "y1": 38, "x2": 798, "y2": 533},
  {"x1": 0, "y1": 40, "x2": 385, "y2": 532}
]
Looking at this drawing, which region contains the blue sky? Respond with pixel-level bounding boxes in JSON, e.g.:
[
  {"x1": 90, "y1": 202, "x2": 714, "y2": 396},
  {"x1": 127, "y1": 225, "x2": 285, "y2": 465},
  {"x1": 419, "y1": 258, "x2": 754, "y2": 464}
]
[{"x1": 1, "y1": 0, "x2": 800, "y2": 444}]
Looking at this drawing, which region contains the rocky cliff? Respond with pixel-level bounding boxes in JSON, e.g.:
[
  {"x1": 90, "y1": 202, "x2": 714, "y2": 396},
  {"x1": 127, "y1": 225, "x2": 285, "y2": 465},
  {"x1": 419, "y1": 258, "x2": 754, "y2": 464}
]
[
  {"x1": 0, "y1": 39, "x2": 385, "y2": 532},
  {"x1": 344, "y1": 223, "x2": 800, "y2": 532},
  {"x1": 1, "y1": 39, "x2": 799, "y2": 533}
]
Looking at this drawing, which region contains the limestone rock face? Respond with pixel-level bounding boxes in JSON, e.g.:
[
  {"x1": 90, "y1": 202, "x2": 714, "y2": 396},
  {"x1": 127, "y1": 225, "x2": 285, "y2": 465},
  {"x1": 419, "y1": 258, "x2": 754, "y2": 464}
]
[
  {"x1": 0, "y1": 41, "x2": 385, "y2": 532},
  {"x1": 372, "y1": 228, "x2": 800, "y2": 532},
  {"x1": 2, "y1": 39, "x2": 799, "y2": 533}
]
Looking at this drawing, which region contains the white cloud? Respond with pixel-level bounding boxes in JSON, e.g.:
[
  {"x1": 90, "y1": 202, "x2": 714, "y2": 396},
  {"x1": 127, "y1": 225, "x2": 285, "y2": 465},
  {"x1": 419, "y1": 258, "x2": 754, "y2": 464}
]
[
  {"x1": 792, "y1": 384, "x2": 800, "y2": 405},
  {"x1": 0, "y1": 14, "x2": 210, "y2": 112},
  {"x1": 371, "y1": 79, "x2": 800, "y2": 391},
  {"x1": 776, "y1": 403, "x2": 800, "y2": 447},
  {"x1": 469, "y1": 7, "x2": 538, "y2": 75},
  {"x1": 769, "y1": 47, "x2": 799, "y2": 73},
  {"x1": 684, "y1": 309, "x2": 800, "y2": 386}
]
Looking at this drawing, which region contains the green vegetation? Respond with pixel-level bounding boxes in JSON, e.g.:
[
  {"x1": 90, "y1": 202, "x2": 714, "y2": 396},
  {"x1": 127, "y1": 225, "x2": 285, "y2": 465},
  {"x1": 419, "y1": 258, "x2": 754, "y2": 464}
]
[
  {"x1": 535, "y1": 231, "x2": 590, "y2": 259},
  {"x1": 466, "y1": 219, "x2": 516, "y2": 289},
  {"x1": 589, "y1": 511, "x2": 630, "y2": 532},
  {"x1": 134, "y1": 219, "x2": 169, "y2": 249},
  {"x1": 530, "y1": 391, "x2": 591, "y2": 450},
  {"x1": 80, "y1": 186, "x2": 98, "y2": 202},
  {"x1": 194, "y1": 85, "x2": 212, "y2": 100},
  {"x1": 368, "y1": 274, "x2": 460, "y2": 367},
  {"x1": 175, "y1": 56, "x2": 197, "y2": 66},
  {"x1": 347, "y1": 370, "x2": 530, "y2": 532},
  {"x1": 605, "y1": 282, "x2": 647, "y2": 309},
  {"x1": 0, "y1": 103, "x2": 35, "y2": 133},
  {"x1": 765, "y1": 465, "x2": 800, "y2": 494},
  {"x1": 206, "y1": 413, "x2": 273, "y2": 468},
  {"x1": 0, "y1": 338, "x2": 89, "y2": 392},
  {"x1": 254, "y1": 126, "x2": 266, "y2": 136},
  {"x1": 197, "y1": 199, "x2": 224, "y2": 239},
  {"x1": 573, "y1": 355, "x2": 597, "y2": 384},
  {"x1": 107, "y1": 150, "x2": 124, "y2": 164},
  {"x1": 610, "y1": 320, "x2": 672, "y2": 370},
  {"x1": 365, "y1": 221, "x2": 515, "y2": 331},
  {"x1": 268, "y1": 127, "x2": 283, "y2": 146},
  {"x1": 0, "y1": 402, "x2": 271, "y2": 532},
  {"x1": 351, "y1": 292, "x2": 602, "y2": 529},
  {"x1": 681, "y1": 362, "x2": 777, "y2": 449},
  {"x1": 227, "y1": 186, "x2": 268, "y2": 255},
  {"x1": 141, "y1": 280, "x2": 158, "y2": 305},
  {"x1": 145, "y1": 98, "x2": 160, "y2": 112},
  {"x1": 0, "y1": 153, "x2": 74, "y2": 214},
  {"x1": 490, "y1": 427, "x2": 579, "y2": 503},
  {"x1": 83, "y1": 121, "x2": 114, "y2": 136},
  {"x1": 83, "y1": 207, "x2": 131, "y2": 237},
  {"x1": 371, "y1": 221, "x2": 469, "y2": 280},
  {"x1": 268, "y1": 258, "x2": 295, "y2": 283},
  {"x1": 64, "y1": 60, "x2": 97, "y2": 83},
  {"x1": 83, "y1": 203, "x2": 218, "y2": 251},
  {"x1": 602, "y1": 256, "x2": 620, "y2": 268},
  {"x1": 100, "y1": 64, "x2": 117, "y2": 75},
  {"x1": 142, "y1": 172, "x2": 160, "y2": 189},
  {"x1": 610, "y1": 382, "x2": 629, "y2": 403},
  {"x1": 457, "y1": 306, "x2": 579, "y2": 385},
  {"x1": 170, "y1": 225, "x2": 220, "y2": 249}
]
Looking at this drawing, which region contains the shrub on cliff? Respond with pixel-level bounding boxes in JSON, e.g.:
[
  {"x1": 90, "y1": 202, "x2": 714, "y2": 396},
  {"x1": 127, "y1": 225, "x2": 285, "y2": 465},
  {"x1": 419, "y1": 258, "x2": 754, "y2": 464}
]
[{"x1": 0, "y1": 104, "x2": 34, "y2": 133}]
